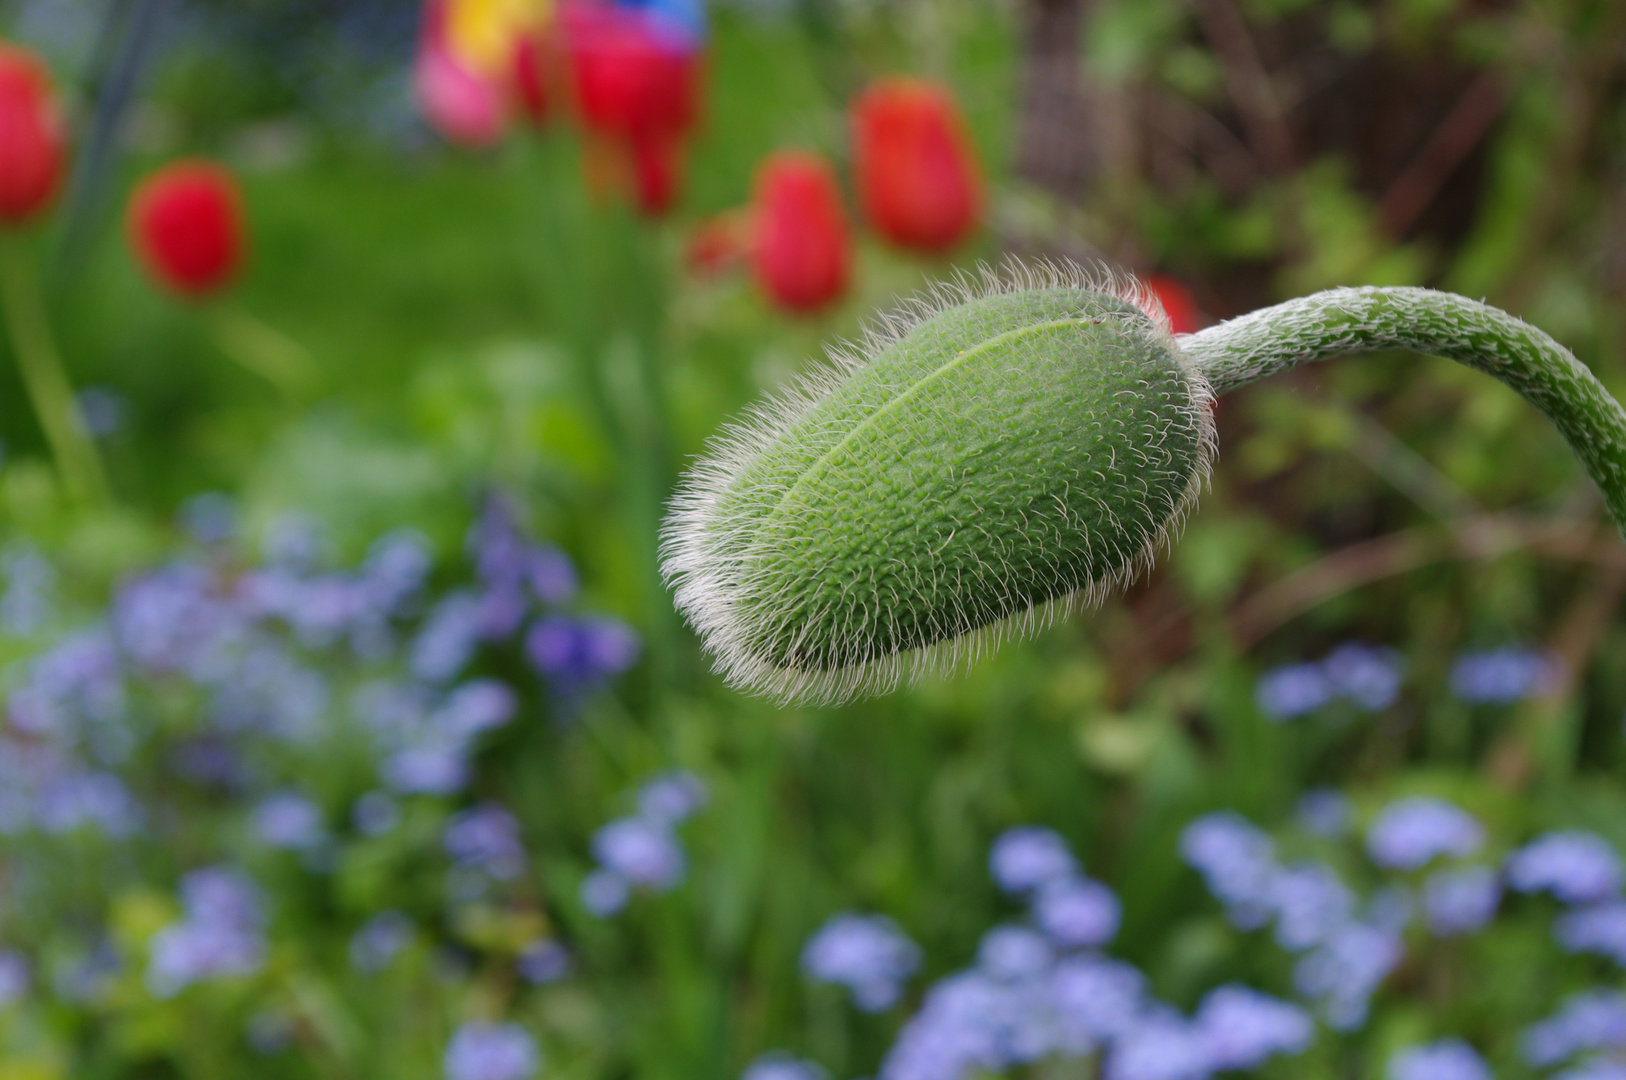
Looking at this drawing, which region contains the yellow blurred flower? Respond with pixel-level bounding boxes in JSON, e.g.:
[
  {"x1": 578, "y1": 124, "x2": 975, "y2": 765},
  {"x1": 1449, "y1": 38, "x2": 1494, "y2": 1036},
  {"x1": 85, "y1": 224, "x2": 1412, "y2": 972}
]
[{"x1": 445, "y1": 0, "x2": 551, "y2": 76}]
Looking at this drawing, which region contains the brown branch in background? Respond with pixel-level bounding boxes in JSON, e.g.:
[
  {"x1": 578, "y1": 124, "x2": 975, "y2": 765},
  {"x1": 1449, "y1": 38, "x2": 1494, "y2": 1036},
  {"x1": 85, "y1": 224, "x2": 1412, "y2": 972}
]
[
  {"x1": 1485, "y1": 519, "x2": 1626, "y2": 789},
  {"x1": 1147, "y1": 91, "x2": 1259, "y2": 199},
  {"x1": 1015, "y1": 0, "x2": 1096, "y2": 196},
  {"x1": 1500, "y1": 2, "x2": 1626, "y2": 308},
  {"x1": 1105, "y1": 512, "x2": 1626, "y2": 706},
  {"x1": 1228, "y1": 512, "x2": 1626, "y2": 649},
  {"x1": 1378, "y1": 72, "x2": 1505, "y2": 238},
  {"x1": 1193, "y1": 0, "x2": 1294, "y2": 175}
]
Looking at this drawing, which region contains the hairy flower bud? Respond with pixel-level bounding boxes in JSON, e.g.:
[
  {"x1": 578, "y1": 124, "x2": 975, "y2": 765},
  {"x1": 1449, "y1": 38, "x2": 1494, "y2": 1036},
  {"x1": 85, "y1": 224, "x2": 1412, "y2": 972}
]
[{"x1": 662, "y1": 264, "x2": 1214, "y2": 704}]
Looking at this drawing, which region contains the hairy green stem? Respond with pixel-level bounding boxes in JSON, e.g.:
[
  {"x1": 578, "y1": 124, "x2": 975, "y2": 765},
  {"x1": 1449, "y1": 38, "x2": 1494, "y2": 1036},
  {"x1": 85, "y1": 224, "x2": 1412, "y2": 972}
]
[
  {"x1": 0, "y1": 234, "x2": 110, "y2": 504},
  {"x1": 1181, "y1": 286, "x2": 1626, "y2": 536}
]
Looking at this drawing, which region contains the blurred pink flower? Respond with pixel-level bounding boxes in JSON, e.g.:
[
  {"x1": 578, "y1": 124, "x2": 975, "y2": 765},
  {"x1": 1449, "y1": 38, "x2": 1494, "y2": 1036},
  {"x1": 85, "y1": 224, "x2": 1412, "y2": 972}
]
[
  {"x1": 415, "y1": 1, "x2": 506, "y2": 145},
  {"x1": 415, "y1": 0, "x2": 553, "y2": 146}
]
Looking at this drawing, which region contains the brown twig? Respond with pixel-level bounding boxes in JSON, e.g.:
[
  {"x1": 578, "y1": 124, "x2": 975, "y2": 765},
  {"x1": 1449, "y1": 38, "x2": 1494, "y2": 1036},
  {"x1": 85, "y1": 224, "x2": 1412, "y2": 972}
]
[
  {"x1": 1499, "y1": 2, "x2": 1626, "y2": 308},
  {"x1": 1015, "y1": 0, "x2": 1096, "y2": 197},
  {"x1": 1485, "y1": 518, "x2": 1626, "y2": 788},
  {"x1": 1378, "y1": 71, "x2": 1505, "y2": 238},
  {"x1": 1105, "y1": 512, "x2": 1625, "y2": 705},
  {"x1": 1228, "y1": 512, "x2": 1626, "y2": 649},
  {"x1": 1193, "y1": 0, "x2": 1294, "y2": 175},
  {"x1": 1146, "y1": 90, "x2": 1260, "y2": 199}
]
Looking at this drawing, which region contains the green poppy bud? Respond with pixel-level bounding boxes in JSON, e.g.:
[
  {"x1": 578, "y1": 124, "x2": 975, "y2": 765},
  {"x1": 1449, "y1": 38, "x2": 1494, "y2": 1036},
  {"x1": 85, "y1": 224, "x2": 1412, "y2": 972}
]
[{"x1": 663, "y1": 264, "x2": 1215, "y2": 704}]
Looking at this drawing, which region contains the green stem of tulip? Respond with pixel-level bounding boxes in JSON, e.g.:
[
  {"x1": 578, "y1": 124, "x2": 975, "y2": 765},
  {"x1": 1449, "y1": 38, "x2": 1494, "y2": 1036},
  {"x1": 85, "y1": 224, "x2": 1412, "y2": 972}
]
[
  {"x1": 207, "y1": 300, "x2": 319, "y2": 399},
  {"x1": 0, "y1": 233, "x2": 110, "y2": 505},
  {"x1": 1181, "y1": 286, "x2": 1626, "y2": 538}
]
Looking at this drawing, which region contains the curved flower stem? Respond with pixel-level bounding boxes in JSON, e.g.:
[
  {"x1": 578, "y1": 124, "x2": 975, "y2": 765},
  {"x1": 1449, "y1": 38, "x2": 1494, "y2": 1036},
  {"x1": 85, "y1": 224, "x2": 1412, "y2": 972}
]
[
  {"x1": 206, "y1": 300, "x2": 319, "y2": 400},
  {"x1": 1180, "y1": 286, "x2": 1626, "y2": 536},
  {"x1": 0, "y1": 233, "x2": 110, "y2": 505}
]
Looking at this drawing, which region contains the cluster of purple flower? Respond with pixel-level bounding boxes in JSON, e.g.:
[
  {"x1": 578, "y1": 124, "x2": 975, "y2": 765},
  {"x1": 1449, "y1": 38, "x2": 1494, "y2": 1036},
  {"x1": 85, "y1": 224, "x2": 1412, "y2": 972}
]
[
  {"x1": 1555, "y1": 903, "x2": 1626, "y2": 965},
  {"x1": 1255, "y1": 642, "x2": 1402, "y2": 720},
  {"x1": 445, "y1": 802, "x2": 528, "y2": 881},
  {"x1": 0, "y1": 540, "x2": 55, "y2": 636},
  {"x1": 348, "y1": 910, "x2": 415, "y2": 974},
  {"x1": 360, "y1": 500, "x2": 635, "y2": 794},
  {"x1": 0, "y1": 617, "x2": 144, "y2": 839},
  {"x1": 1509, "y1": 831, "x2": 1624, "y2": 904},
  {"x1": 1365, "y1": 796, "x2": 1486, "y2": 870},
  {"x1": 1184, "y1": 808, "x2": 1405, "y2": 1028},
  {"x1": 3, "y1": 496, "x2": 637, "y2": 843},
  {"x1": 147, "y1": 865, "x2": 268, "y2": 998},
  {"x1": 1450, "y1": 647, "x2": 1563, "y2": 704},
  {"x1": 740, "y1": 1054, "x2": 828, "y2": 1080},
  {"x1": 444, "y1": 1020, "x2": 541, "y2": 1080},
  {"x1": 1188, "y1": 795, "x2": 1626, "y2": 1078},
  {"x1": 1295, "y1": 788, "x2": 1353, "y2": 837},
  {"x1": 865, "y1": 826, "x2": 1310, "y2": 1080},
  {"x1": 581, "y1": 770, "x2": 708, "y2": 917},
  {"x1": 1257, "y1": 642, "x2": 1568, "y2": 720},
  {"x1": 1388, "y1": 1038, "x2": 1492, "y2": 1080},
  {"x1": 0, "y1": 950, "x2": 30, "y2": 1006},
  {"x1": 1530, "y1": 831, "x2": 1626, "y2": 976},
  {"x1": 1421, "y1": 866, "x2": 1501, "y2": 936},
  {"x1": 1352, "y1": 796, "x2": 1505, "y2": 943},
  {"x1": 357, "y1": 677, "x2": 517, "y2": 795},
  {"x1": 988, "y1": 827, "x2": 1123, "y2": 949},
  {"x1": 801, "y1": 913, "x2": 922, "y2": 1011},
  {"x1": 254, "y1": 790, "x2": 327, "y2": 852},
  {"x1": 1523, "y1": 992, "x2": 1626, "y2": 1071},
  {"x1": 0, "y1": 495, "x2": 638, "y2": 1041},
  {"x1": 516, "y1": 938, "x2": 571, "y2": 984}
]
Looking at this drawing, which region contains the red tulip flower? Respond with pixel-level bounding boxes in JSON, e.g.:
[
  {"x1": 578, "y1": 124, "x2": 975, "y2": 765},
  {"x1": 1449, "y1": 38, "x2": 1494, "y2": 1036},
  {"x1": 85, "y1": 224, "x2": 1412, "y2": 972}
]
[
  {"x1": 562, "y1": 3, "x2": 698, "y2": 139},
  {"x1": 633, "y1": 132, "x2": 693, "y2": 216},
  {"x1": 512, "y1": 30, "x2": 554, "y2": 125},
  {"x1": 751, "y1": 151, "x2": 851, "y2": 315},
  {"x1": 0, "y1": 43, "x2": 66, "y2": 227},
  {"x1": 127, "y1": 161, "x2": 245, "y2": 299},
  {"x1": 561, "y1": 2, "x2": 700, "y2": 215},
  {"x1": 1143, "y1": 274, "x2": 1202, "y2": 335},
  {"x1": 851, "y1": 77, "x2": 981, "y2": 254}
]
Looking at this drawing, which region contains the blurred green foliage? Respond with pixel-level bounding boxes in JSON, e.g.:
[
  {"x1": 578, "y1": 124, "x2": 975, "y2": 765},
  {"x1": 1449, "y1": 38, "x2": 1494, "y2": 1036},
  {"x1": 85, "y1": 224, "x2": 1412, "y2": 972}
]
[{"x1": 0, "y1": 0, "x2": 1624, "y2": 1077}]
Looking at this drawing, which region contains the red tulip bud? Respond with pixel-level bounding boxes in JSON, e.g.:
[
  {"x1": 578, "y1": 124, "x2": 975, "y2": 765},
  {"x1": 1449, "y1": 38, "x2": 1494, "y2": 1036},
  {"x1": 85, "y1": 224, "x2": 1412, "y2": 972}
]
[
  {"x1": 751, "y1": 151, "x2": 851, "y2": 315},
  {"x1": 1143, "y1": 274, "x2": 1202, "y2": 335},
  {"x1": 127, "y1": 161, "x2": 245, "y2": 299},
  {"x1": 0, "y1": 43, "x2": 66, "y2": 227},
  {"x1": 562, "y1": 3, "x2": 700, "y2": 141},
  {"x1": 512, "y1": 30, "x2": 553, "y2": 126},
  {"x1": 851, "y1": 77, "x2": 981, "y2": 254},
  {"x1": 631, "y1": 132, "x2": 681, "y2": 217}
]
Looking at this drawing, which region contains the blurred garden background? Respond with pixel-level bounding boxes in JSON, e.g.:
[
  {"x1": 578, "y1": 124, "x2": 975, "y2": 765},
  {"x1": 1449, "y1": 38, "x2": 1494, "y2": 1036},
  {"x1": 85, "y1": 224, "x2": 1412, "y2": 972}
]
[{"x1": 0, "y1": 0, "x2": 1625, "y2": 1077}]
